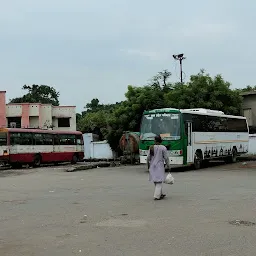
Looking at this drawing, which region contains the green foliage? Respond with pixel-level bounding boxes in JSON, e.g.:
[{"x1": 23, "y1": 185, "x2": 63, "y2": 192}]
[
  {"x1": 164, "y1": 70, "x2": 242, "y2": 115},
  {"x1": 10, "y1": 84, "x2": 60, "y2": 106},
  {"x1": 236, "y1": 85, "x2": 256, "y2": 93},
  {"x1": 77, "y1": 69, "x2": 247, "y2": 152}
]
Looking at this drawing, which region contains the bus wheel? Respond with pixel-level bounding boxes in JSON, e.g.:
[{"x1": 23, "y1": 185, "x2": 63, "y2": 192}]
[
  {"x1": 33, "y1": 154, "x2": 41, "y2": 167},
  {"x1": 231, "y1": 148, "x2": 237, "y2": 163},
  {"x1": 11, "y1": 163, "x2": 22, "y2": 169},
  {"x1": 71, "y1": 154, "x2": 78, "y2": 164},
  {"x1": 203, "y1": 159, "x2": 209, "y2": 168},
  {"x1": 194, "y1": 151, "x2": 203, "y2": 170},
  {"x1": 225, "y1": 148, "x2": 237, "y2": 164}
]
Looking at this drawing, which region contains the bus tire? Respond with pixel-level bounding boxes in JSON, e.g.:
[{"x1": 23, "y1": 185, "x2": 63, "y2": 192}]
[
  {"x1": 11, "y1": 163, "x2": 22, "y2": 169},
  {"x1": 203, "y1": 159, "x2": 209, "y2": 168},
  {"x1": 33, "y1": 154, "x2": 41, "y2": 168},
  {"x1": 194, "y1": 150, "x2": 203, "y2": 170},
  {"x1": 231, "y1": 148, "x2": 237, "y2": 163},
  {"x1": 71, "y1": 154, "x2": 78, "y2": 164},
  {"x1": 226, "y1": 148, "x2": 237, "y2": 164}
]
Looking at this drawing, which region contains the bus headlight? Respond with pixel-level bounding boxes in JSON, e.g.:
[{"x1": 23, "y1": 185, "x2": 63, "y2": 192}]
[
  {"x1": 139, "y1": 150, "x2": 148, "y2": 156},
  {"x1": 168, "y1": 150, "x2": 183, "y2": 156}
]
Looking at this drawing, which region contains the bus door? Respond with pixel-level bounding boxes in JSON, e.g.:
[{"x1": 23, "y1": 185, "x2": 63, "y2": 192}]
[
  {"x1": 53, "y1": 134, "x2": 61, "y2": 161},
  {"x1": 186, "y1": 122, "x2": 193, "y2": 163}
]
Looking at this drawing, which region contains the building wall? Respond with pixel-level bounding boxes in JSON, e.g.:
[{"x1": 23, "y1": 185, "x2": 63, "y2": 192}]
[
  {"x1": 29, "y1": 104, "x2": 40, "y2": 116},
  {"x1": 83, "y1": 133, "x2": 114, "y2": 160},
  {"x1": 6, "y1": 105, "x2": 22, "y2": 117},
  {"x1": 0, "y1": 91, "x2": 77, "y2": 131},
  {"x1": 248, "y1": 134, "x2": 256, "y2": 155},
  {"x1": 40, "y1": 105, "x2": 53, "y2": 129},
  {"x1": 21, "y1": 104, "x2": 30, "y2": 128},
  {"x1": 0, "y1": 92, "x2": 7, "y2": 127},
  {"x1": 242, "y1": 94, "x2": 256, "y2": 127},
  {"x1": 52, "y1": 106, "x2": 76, "y2": 131}
]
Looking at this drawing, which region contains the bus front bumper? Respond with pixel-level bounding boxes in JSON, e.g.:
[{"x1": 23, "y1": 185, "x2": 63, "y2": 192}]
[{"x1": 140, "y1": 156, "x2": 183, "y2": 165}]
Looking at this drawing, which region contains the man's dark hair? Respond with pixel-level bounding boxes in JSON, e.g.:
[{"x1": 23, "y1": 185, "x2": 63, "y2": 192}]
[{"x1": 154, "y1": 135, "x2": 162, "y2": 144}]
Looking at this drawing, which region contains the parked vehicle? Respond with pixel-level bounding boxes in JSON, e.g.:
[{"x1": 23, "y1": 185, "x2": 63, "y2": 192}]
[
  {"x1": 119, "y1": 131, "x2": 140, "y2": 164},
  {"x1": 0, "y1": 128, "x2": 84, "y2": 168},
  {"x1": 139, "y1": 108, "x2": 249, "y2": 169}
]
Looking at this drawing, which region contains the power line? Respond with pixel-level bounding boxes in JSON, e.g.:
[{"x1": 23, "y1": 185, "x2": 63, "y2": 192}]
[{"x1": 173, "y1": 53, "x2": 186, "y2": 83}]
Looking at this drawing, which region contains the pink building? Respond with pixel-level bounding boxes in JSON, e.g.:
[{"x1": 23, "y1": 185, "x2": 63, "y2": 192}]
[{"x1": 0, "y1": 91, "x2": 76, "y2": 131}]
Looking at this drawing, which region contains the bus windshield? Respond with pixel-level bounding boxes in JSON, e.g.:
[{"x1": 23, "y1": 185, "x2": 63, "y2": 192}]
[
  {"x1": 140, "y1": 113, "x2": 181, "y2": 140},
  {"x1": 0, "y1": 132, "x2": 7, "y2": 146}
]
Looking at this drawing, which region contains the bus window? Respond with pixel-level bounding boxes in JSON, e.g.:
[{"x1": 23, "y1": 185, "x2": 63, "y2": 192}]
[
  {"x1": 10, "y1": 132, "x2": 21, "y2": 145},
  {"x1": 54, "y1": 135, "x2": 59, "y2": 145},
  {"x1": 0, "y1": 132, "x2": 7, "y2": 146},
  {"x1": 227, "y1": 118, "x2": 248, "y2": 132},
  {"x1": 67, "y1": 135, "x2": 76, "y2": 145},
  {"x1": 34, "y1": 133, "x2": 44, "y2": 145},
  {"x1": 20, "y1": 133, "x2": 33, "y2": 145},
  {"x1": 76, "y1": 135, "x2": 83, "y2": 145},
  {"x1": 43, "y1": 134, "x2": 53, "y2": 145},
  {"x1": 59, "y1": 135, "x2": 67, "y2": 145},
  {"x1": 59, "y1": 134, "x2": 76, "y2": 145}
]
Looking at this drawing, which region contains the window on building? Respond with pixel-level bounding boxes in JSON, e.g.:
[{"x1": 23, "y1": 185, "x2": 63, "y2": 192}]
[
  {"x1": 58, "y1": 118, "x2": 70, "y2": 128},
  {"x1": 7, "y1": 117, "x2": 21, "y2": 128},
  {"x1": 29, "y1": 117, "x2": 39, "y2": 128}
]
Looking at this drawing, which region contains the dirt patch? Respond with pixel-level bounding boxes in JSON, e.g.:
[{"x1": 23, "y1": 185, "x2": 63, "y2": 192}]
[{"x1": 229, "y1": 220, "x2": 256, "y2": 226}]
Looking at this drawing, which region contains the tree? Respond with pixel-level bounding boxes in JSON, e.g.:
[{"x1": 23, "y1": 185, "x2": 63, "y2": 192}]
[
  {"x1": 10, "y1": 84, "x2": 60, "y2": 106},
  {"x1": 236, "y1": 85, "x2": 256, "y2": 93},
  {"x1": 151, "y1": 69, "x2": 172, "y2": 91},
  {"x1": 105, "y1": 84, "x2": 171, "y2": 150},
  {"x1": 77, "y1": 69, "x2": 244, "y2": 152},
  {"x1": 164, "y1": 70, "x2": 242, "y2": 115},
  {"x1": 85, "y1": 98, "x2": 100, "y2": 112},
  {"x1": 77, "y1": 110, "x2": 112, "y2": 139}
]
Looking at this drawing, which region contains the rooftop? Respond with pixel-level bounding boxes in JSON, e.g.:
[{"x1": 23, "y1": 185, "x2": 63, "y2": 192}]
[{"x1": 240, "y1": 91, "x2": 256, "y2": 96}]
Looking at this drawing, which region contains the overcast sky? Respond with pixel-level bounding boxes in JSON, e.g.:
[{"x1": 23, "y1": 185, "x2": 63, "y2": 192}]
[{"x1": 1, "y1": 0, "x2": 255, "y2": 112}]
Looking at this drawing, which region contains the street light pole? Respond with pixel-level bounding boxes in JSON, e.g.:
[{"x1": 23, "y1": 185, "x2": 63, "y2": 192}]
[{"x1": 173, "y1": 53, "x2": 186, "y2": 83}]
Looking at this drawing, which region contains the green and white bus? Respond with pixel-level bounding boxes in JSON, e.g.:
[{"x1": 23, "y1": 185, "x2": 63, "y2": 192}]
[{"x1": 139, "y1": 108, "x2": 249, "y2": 169}]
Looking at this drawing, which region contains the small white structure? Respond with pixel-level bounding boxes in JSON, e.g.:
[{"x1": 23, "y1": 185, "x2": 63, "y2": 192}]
[
  {"x1": 83, "y1": 133, "x2": 114, "y2": 160},
  {"x1": 248, "y1": 134, "x2": 256, "y2": 155}
]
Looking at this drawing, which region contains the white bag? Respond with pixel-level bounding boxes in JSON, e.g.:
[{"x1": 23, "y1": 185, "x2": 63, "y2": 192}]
[{"x1": 165, "y1": 172, "x2": 174, "y2": 185}]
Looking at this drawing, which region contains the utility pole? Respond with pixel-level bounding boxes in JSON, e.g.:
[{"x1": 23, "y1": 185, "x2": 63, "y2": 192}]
[{"x1": 173, "y1": 53, "x2": 186, "y2": 83}]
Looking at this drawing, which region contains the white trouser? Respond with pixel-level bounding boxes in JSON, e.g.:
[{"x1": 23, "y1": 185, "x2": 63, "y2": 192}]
[{"x1": 154, "y1": 182, "x2": 163, "y2": 199}]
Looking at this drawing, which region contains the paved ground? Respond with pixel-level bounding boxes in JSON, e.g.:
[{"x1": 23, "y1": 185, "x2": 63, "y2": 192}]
[{"x1": 0, "y1": 162, "x2": 256, "y2": 256}]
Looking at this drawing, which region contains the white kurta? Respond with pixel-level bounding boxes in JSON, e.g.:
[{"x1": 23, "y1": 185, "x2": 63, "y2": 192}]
[{"x1": 147, "y1": 145, "x2": 170, "y2": 183}]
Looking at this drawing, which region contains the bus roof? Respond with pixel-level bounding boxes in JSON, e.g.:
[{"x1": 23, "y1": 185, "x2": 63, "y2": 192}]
[
  {"x1": 180, "y1": 108, "x2": 246, "y2": 119},
  {"x1": 143, "y1": 108, "x2": 180, "y2": 114},
  {"x1": 143, "y1": 108, "x2": 246, "y2": 119},
  {"x1": 0, "y1": 128, "x2": 82, "y2": 135}
]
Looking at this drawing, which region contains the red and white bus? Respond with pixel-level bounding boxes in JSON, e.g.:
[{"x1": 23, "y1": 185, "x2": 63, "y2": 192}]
[{"x1": 0, "y1": 128, "x2": 84, "y2": 168}]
